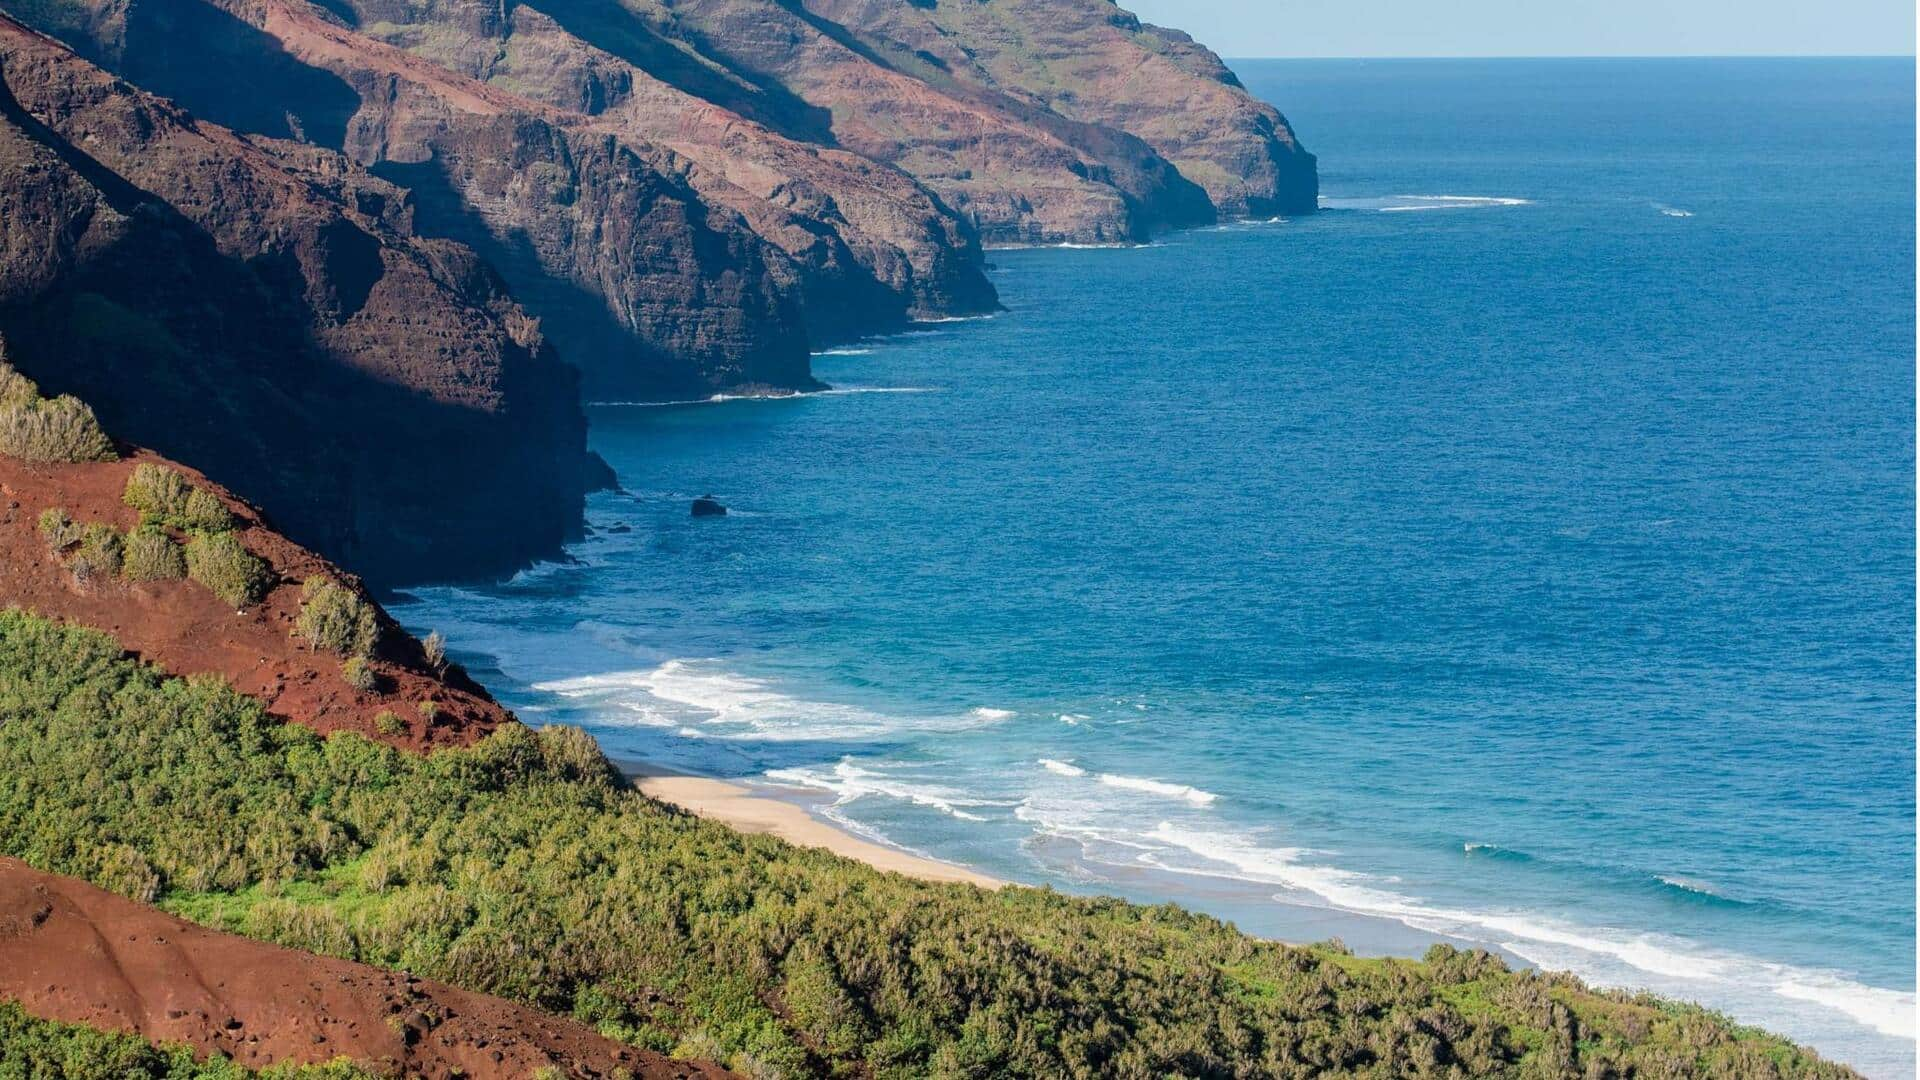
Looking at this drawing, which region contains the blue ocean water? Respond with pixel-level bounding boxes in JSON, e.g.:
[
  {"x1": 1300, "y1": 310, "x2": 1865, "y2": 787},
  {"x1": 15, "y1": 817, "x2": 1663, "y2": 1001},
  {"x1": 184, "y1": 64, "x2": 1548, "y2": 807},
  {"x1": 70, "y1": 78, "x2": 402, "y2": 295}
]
[{"x1": 401, "y1": 59, "x2": 1917, "y2": 1076}]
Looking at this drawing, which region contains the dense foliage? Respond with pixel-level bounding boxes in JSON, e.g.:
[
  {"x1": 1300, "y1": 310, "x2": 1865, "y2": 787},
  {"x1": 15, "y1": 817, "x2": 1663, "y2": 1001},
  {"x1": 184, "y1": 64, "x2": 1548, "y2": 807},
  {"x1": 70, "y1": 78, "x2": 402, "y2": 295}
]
[
  {"x1": 295, "y1": 577, "x2": 378, "y2": 660},
  {"x1": 0, "y1": 1001, "x2": 369, "y2": 1079},
  {"x1": 0, "y1": 360, "x2": 116, "y2": 464},
  {"x1": 123, "y1": 525, "x2": 188, "y2": 582},
  {"x1": 184, "y1": 532, "x2": 272, "y2": 608},
  {"x1": 123, "y1": 464, "x2": 233, "y2": 532},
  {"x1": 0, "y1": 612, "x2": 1854, "y2": 1080}
]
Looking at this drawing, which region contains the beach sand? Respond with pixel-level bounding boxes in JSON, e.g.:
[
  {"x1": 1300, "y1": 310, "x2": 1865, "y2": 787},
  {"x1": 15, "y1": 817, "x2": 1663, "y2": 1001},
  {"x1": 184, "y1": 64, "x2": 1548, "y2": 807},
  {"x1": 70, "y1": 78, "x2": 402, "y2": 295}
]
[{"x1": 622, "y1": 762, "x2": 1003, "y2": 889}]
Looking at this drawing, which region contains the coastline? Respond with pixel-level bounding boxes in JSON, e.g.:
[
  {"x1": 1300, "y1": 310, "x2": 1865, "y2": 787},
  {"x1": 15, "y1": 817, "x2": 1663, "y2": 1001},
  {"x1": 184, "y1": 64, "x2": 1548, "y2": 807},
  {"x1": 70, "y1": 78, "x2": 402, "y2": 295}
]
[{"x1": 619, "y1": 759, "x2": 1004, "y2": 889}]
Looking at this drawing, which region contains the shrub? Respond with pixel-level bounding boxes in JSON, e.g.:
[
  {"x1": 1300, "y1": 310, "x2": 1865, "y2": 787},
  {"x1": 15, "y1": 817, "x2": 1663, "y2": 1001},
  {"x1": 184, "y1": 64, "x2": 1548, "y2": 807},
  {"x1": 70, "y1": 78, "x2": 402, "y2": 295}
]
[
  {"x1": 124, "y1": 464, "x2": 233, "y2": 531},
  {"x1": 0, "y1": 362, "x2": 36, "y2": 410},
  {"x1": 0, "y1": 366, "x2": 116, "y2": 463},
  {"x1": 341, "y1": 657, "x2": 377, "y2": 693},
  {"x1": 373, "y1": 710, "x2": 406, "y2": 737},
  {"x1": 186, "y1": 531, "x2": 272, "y2": 608},
  {"x1": 417, "y1": 700, "x2": 439, "y2": 722},
  {"x1": 37, "y1": 507, "x2": 79, "y2": 552},
  {"x1": 67, "y1": 523, "x2": 123, "y2": 581},
  {"x1": 296, "y1": 577, "x2": 379, "y2": 659},
  {"x1": 181, "y1": 488, "x2": 234, "y2": 531},
  {"x1": 422, "y1": 630, "x2": 447, "y2": 675},
  {"x1": 123, "y1": 526, "x2": 187, "y2": 582},
  {"x1": 123, "y1": 462, "x2": 190, "y2": 518}
]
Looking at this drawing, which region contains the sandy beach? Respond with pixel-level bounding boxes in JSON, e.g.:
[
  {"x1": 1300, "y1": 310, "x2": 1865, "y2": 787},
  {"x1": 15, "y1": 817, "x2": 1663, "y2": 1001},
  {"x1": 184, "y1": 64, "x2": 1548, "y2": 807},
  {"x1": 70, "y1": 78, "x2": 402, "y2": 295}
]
[{"x1": 622, "y1": 762, "x2": 1004, "y2": 889}]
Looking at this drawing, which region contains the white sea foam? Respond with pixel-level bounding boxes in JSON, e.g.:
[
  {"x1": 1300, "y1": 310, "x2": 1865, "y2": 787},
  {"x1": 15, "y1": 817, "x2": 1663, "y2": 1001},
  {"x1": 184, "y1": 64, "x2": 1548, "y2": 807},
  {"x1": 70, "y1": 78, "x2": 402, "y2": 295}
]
[
  {"x1": 1132, "y1": 823, "x2": 1917, "y2": 1051},
  {"x1": 766, "y1": 759, "x2": 1003, "y2": 822},
  {"x1": 969, "y1": 707, "x2": 1016, "y2": 721},
  {"x1": 1038, "y1": 758, "x2": 1087, "y2": 776},
  {"x1": 1777, "y1": 978, "x2": 1918, "y2": 1039},
  {"x1": 1652, "y1": 202, "x2": 1695, "y2": 218},
  {"x1": 589, "y1": 387, "x2": 937, "y2": 407},
  {"x1": 1096, "y1": 773, "x2": 1218, "y2": 805},
  {"x1": 813, "y1": 347, "x2": 875, "y2": 356},
  {"x1": 536, "y1": 660, "x2": 1003, "y2": 741},
  {"x1": 1058, "y1": 713, "x2": 1088, "y2": 725},
  {"x1": 1320, "y1": 194, "x2": 1532, "y2": 213}
]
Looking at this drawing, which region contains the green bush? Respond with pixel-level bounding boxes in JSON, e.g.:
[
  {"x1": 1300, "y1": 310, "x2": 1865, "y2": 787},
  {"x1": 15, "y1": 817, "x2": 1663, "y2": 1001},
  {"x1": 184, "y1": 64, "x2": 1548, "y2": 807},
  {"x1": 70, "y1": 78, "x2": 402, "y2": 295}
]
[
  {"x1": 341, "y1": 656, "x2": 377, "y2": 694},
  {"x1": 0, "y1": 610, "x2": 1854, "y2": 1080},
  {"x1": 124, "y1": 526, "x2": 188, "y2": 582},
  {"x1": 0, "y1": 999, "x2": 374, "y2": 1078},
  {"x1": 0, "y1": 361, "x2": 37, "y2": 410},
  {"x1": 0, "y1": 361, "x2": 116, "y2": 463},
  {"x1": 124, "y1": 463, "x2": 233, "y2": 531},
  {"x1": 37, "y1": 506, "x2": 80, "y2": 552},
  {"x1": 296, "y1": 577, "x2": 378, "y2": 659},
  {"x1": 373, "y1": 710, "x2": 407, "y2": 737},
  {"x1": 186, "y1": 531, "x2": 272, "y2": 608},
  {"x1": 67, "y1": 522, "x2": 124, "y2": 581}
]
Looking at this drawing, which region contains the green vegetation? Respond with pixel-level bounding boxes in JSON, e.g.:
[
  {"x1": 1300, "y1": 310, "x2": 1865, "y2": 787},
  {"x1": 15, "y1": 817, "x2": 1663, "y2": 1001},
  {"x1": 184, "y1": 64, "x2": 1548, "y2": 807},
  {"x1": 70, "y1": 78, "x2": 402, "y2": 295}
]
[
  {"x1": 67, "y1": 522, "x2": 124, "y2": 581},
  {"x1": 37, "y1": 507, "x2": 124, "y2": 581},
  {"x1": 37, "y1": 506, "x2": 80, "y2": 551},
  {"x1": 373, "y1": 710, "x2": 407, "y2": 737},
  {"x1": 0, "y1": 1000, "x2": 371, "y2": 1079},
  {"x1": 296, "y1": 577, "x2": 378, "y2": 659},
  {"x1": 0, "y1": 359, "x2": 116, "y2": 463},
  {"x1": 123, "y1": 463, "x2": 232, "y2": 532},
  {"x1": 185, "y1": 531, "x2": 272, "y2": 608},
  {"x1": 0, "y1": 611, "x2": 1851, "y2": 1080},
  {"x1": 124, "y1": 525, "x2": 188, "y2": 582},
  {"x1": 341, "y1": 656, "x2": 377, "y2": 694}
]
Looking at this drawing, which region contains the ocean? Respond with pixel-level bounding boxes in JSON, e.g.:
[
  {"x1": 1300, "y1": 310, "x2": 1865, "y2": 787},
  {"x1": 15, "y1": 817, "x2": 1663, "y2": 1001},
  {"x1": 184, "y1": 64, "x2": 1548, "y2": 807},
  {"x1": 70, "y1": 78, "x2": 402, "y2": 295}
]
[{"x1": 399, "y1": 58, "x2": 1917, "y2": 1077}]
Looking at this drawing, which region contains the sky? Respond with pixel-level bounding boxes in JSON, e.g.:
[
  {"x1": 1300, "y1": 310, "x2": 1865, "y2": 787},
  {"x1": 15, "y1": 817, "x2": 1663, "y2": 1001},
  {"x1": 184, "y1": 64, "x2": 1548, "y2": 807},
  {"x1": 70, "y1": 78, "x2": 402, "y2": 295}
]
[{"x1": 1124, "y1": 0, "x2": 1918, "y2": 58}]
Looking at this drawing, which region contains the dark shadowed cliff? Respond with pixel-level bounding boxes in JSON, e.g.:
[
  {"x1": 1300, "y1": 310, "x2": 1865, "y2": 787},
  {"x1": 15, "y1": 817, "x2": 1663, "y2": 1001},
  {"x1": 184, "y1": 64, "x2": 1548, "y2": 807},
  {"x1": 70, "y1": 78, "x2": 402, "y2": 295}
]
[{"x1": 0, "y1": 14, "x2": 602, "y2": 584}]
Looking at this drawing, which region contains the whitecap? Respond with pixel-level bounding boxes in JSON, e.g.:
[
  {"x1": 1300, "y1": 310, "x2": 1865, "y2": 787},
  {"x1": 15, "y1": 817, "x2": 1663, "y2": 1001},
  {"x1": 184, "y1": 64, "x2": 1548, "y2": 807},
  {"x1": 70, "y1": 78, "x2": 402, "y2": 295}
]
[
  {"x1": 1096, "y1": 773, "x2": 1218, "y2": 805},
  {"x1": 1319, "y1": 194, "x2": 1532, "y2": 213},
  {"x1": 1038, "y1": 758, "x2": 1086, "y2": 777},
  {"x1": 765, "y1": 759, "x2": 1003, "y2": 822}
]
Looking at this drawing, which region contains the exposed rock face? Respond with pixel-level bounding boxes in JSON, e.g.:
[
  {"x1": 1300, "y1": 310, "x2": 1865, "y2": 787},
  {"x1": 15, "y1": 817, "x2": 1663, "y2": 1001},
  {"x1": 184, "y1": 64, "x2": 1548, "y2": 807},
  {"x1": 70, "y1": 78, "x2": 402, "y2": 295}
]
[
  {"x1": 566, "y1": 0, "x2": 1219, "y2": 245},
  {"x1": 0, "y1": 15, "x2": 601, "y2": 584},
  {"x1": 0, "y1": 858, "x2": 736, "y2": 1078},
  {"x1": 27, "y1": 0, "x2": 827, "y2": 398},
  {"x1": 332, "y1": 0, "x2": 1002, "y2": 341},
  {"x1": 800, "y1": 0, "x2": 1319, "y2": 219}
]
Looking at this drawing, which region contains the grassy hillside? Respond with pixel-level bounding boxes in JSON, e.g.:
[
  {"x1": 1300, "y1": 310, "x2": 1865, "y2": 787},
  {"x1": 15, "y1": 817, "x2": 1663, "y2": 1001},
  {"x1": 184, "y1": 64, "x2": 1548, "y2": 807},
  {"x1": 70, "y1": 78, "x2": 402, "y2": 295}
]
[{"x1": 0, "y1": 610, "x2": 1854, "y2": 1079}]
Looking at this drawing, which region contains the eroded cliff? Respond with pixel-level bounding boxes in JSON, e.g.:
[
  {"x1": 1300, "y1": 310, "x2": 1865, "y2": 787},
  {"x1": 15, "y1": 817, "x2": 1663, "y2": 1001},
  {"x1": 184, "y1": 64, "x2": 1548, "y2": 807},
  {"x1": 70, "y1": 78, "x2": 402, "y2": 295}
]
[{"x1": 0, "y1": 15, "x2": 602, "y2": 583}]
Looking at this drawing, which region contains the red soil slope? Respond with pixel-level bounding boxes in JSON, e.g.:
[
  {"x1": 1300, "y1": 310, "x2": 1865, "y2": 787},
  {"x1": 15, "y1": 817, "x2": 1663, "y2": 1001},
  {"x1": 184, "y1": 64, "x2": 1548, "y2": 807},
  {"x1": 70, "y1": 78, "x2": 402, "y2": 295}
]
[
  {"x1": 0, "y1": 449, "x2": 510, "y2": 751},
  {"x1": 0, "y1": 858, "x2": 732, "y2": 1078}
]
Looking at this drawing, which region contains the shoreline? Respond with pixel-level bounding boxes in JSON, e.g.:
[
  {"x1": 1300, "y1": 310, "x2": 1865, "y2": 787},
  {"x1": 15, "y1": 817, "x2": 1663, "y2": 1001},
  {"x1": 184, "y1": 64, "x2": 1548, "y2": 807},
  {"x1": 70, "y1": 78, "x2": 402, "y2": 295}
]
[{"x1": 619, "y1": 759, "x2": 1004, "y2": 889}]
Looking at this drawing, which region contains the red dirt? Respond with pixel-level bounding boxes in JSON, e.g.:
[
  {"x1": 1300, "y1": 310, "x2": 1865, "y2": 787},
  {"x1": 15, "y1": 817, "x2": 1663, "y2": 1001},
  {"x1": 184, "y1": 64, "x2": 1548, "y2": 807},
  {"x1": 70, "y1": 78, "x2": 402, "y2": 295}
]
[
  {"x1": 0, "y1": 858, "x2": 733, "y2": 1078},
  {"x1": 0, "y1": 449, "x2": 513, "y2": 751}
]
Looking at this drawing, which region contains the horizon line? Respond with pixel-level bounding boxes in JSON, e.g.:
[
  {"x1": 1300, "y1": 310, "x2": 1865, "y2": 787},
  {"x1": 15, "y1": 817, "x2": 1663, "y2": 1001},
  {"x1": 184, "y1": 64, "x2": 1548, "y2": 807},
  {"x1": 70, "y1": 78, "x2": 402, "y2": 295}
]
[{"x1": 1223, "y1": 52, "x2": 1916, "y2": 61}]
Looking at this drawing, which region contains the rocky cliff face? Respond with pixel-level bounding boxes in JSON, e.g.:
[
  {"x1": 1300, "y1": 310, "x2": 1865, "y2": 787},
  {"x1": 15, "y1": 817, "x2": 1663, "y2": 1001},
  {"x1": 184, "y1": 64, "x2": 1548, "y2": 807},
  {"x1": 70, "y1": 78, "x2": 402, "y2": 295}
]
[
  {"x1": 0, "y1": 15, "x2": 601, "y2": 585},
  {"x1": 800, "y1": 0, "x2": 1318, "y2": 220},
  {"x1": 0, "y1": 0, "x2": 1315, "y2": 579}
]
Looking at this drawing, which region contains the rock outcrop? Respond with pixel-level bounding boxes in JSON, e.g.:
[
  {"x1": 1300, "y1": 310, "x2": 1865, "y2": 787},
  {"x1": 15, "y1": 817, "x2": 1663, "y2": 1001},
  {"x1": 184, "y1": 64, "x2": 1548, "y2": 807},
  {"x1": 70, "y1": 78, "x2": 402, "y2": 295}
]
[{"x1": 0, "y1": 14, "x2": 602, "y2": 584}]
